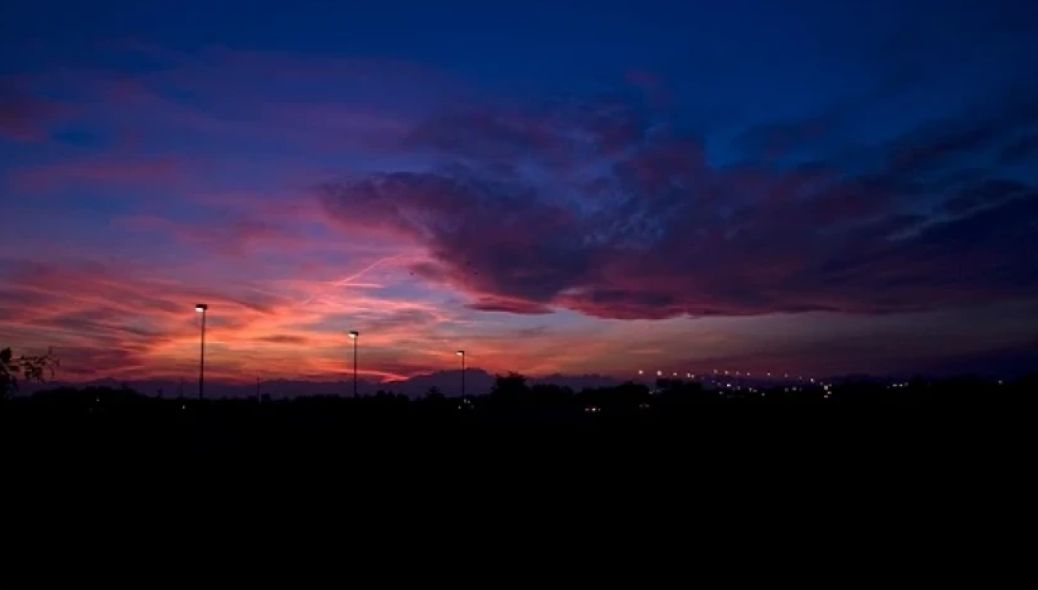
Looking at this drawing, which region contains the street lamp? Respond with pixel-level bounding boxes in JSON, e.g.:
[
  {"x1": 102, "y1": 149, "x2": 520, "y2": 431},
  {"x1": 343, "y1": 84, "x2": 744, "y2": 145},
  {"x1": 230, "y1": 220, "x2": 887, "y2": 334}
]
[
  {"x1": 348, "y1": 330, "x2": 359, "y2": 397},
  {"x1": 195, "y1": 303, "x2": 207, "y2": 400},
  {"x1": 456, "y1": 350, "x2": 465, "y2": 397}
]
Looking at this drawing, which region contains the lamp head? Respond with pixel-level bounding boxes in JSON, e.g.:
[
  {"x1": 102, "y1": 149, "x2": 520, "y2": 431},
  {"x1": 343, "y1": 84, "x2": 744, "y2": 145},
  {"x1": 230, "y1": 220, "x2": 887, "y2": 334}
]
[
  {"x1": 195, "y1": 303, "x2": 208, "y2": 312},
  {"x1": 348, "y1": 330, "x2": 359, "y2": 339},
  {"x1": 456, "y1": 350, "x2": 464, "y2": 356}
]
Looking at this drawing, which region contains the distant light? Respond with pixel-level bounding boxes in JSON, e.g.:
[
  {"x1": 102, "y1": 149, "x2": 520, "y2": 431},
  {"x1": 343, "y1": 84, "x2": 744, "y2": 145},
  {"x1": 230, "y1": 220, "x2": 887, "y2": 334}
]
[
  {"x1": 456, "y1": 350, "x2": 465, "y2": 356},
  {"x1": 638, "y1": 370, "x2": 644, "y2": 375},
  {"x1": 348, "y1": 330, "x2": 359, "y2": 339},
  {"x1": 656, "y1": 370, "x2": 662, "y2": 376},
  {"x1": 672, "y1": 372, "x2": 677, "y2": 377},
  {"x1": 195, "y1": 303, "x2": 207, "y2": 312}
]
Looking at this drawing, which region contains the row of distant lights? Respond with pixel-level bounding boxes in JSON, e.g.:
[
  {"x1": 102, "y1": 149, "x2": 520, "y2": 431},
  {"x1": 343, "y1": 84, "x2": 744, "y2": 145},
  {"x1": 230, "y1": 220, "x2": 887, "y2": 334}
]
[
  {"x1": 638, "y1": 368, "x2": 822, "y2": 381},
  {"x1": 638, "y1": 368, "x2": 827, "y2": 384},
  {"x1": 637, "y1": 368, "x2": 839, "y2": 398}
]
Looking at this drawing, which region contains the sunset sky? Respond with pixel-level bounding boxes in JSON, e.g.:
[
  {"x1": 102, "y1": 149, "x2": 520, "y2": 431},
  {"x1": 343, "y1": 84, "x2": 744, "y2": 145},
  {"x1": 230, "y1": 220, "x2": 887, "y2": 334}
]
[{"x1": 2, "y1": 0, "x2": 1037, "y2": 384}]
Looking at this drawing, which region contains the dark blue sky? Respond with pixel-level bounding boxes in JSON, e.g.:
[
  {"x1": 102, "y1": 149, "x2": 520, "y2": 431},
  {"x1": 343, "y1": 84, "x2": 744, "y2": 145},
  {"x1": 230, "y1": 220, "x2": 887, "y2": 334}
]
[{"x1": 1, "y1": 0, "x2": 1036, "y2": 381}]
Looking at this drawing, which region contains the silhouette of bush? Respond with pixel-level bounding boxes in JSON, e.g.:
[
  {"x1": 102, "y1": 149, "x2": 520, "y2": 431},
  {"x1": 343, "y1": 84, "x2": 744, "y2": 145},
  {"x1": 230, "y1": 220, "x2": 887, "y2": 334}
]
[{"x1": 1, "y1": 347, "x2": 59, "y2": 401}]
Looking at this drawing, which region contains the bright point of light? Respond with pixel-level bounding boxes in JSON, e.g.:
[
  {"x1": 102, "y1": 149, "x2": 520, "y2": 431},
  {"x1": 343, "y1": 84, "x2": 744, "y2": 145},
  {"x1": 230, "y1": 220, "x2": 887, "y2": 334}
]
[
  {"x1": 456, "y1": 350, "x2": 464, "y2": 356},
  {"x1": 348, "y1": 330, "x2": 359, "y2": 339},
  {"x1": 638, "y1": 370, "x2": 644, "y2": 375},
  {"x1": 195, "y1": 303, "x2": 207, "y2": 312},
  {"x1": 656, "y1": 370, "x2": 662, "y2": 376}
]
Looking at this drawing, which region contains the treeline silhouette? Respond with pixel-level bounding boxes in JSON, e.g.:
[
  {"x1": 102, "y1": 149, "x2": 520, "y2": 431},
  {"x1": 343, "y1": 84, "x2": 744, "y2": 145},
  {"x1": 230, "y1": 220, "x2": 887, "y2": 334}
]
[
  {"x1": 9, "y1": 371, "x2": 1037, "y2": 414},
  {"x1": 5, "y1": 372, "x2": 1036, "y2": 464}
]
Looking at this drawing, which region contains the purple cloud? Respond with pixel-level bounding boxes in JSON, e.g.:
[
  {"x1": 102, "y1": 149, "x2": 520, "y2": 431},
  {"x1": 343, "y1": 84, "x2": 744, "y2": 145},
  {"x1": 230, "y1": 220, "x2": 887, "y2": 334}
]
[
  {"x1": 322, "y1": 96, "x2": 1038, "y2": 320},
  {"x1": 0, "y1": 82, "x2": 66, "y2": 141}
]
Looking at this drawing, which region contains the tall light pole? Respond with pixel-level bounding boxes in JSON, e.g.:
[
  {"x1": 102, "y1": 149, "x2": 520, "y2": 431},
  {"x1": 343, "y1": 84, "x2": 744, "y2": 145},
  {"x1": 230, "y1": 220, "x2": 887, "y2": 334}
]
[
  {"x1": 456, "y1": 350, "x2": 465, "y2": 397},
  {"x1": 348, "y1": 330, "x2": 359, "y2": 397},
  {"x1": 195, "y1": 303, "x2": 208, "y2": 400}
]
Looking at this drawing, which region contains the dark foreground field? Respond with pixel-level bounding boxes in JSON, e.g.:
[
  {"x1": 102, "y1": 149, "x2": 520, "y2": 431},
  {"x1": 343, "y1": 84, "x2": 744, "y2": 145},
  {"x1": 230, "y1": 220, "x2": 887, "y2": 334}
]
[
  {"x1": 6, "y1": 376, "x2": 1037, "y2": 480},
  {"x1": 4, "y1": 376, "x2": 1037, "y2": 584}
]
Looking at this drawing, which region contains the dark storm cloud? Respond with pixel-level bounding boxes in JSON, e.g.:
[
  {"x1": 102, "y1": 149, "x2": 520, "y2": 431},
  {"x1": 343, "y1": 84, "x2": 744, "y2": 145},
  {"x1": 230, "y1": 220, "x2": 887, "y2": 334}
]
[{"x1": 323, "y1": 93, "x2": 1038, "y2": 320}]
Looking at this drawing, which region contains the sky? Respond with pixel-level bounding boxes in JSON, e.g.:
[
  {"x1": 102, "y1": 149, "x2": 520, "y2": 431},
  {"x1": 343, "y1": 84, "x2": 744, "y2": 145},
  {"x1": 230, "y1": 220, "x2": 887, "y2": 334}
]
[{"x1": 1, "y1": 0, "x2": 1037, "y2": 385}]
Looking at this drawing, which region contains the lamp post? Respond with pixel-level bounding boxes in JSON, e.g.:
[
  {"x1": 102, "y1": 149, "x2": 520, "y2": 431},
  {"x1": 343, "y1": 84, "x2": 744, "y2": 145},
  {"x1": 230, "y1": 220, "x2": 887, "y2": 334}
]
[
  {"x1": 348, "y1": 330, "x2": 359, "y2": 397},
  {"x1": 195, "y1": 303, "x2": 208, "y2": 400},
  {"x1": 456, "y1": 350, "x2": 465, "y2": 397}
]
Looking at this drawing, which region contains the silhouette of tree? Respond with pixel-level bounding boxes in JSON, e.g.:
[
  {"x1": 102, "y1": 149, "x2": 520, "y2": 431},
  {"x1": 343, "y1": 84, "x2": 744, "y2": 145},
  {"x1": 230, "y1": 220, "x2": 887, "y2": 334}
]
[
  {"x1": 491, "y1": 372, "x2": 529, "y2": 398},
  {"x1": 1, "y1": 347, "x2": 59, "y2": 401}
]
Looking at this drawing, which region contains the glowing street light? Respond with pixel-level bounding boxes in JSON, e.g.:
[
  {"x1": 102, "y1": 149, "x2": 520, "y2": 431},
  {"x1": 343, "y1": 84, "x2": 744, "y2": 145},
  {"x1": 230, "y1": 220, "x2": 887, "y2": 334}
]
[
  {"x1": 456, "y1": 350, "x2": 466, "y2": 397},
  {"x1": 348, "y1": 330, "x2": 359, "y2": 397},
  {"x1": 195, "y1": 303, "x2": 207, "y2": 400}
]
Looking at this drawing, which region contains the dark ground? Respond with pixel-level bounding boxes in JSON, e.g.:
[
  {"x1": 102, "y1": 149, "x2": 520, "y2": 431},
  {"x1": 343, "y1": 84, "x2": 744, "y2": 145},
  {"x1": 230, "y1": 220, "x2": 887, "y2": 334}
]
[{"x1": 4, "y1": 376, "x2": 1037, "y2": 585}]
